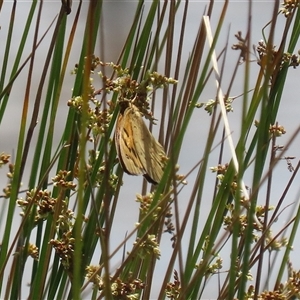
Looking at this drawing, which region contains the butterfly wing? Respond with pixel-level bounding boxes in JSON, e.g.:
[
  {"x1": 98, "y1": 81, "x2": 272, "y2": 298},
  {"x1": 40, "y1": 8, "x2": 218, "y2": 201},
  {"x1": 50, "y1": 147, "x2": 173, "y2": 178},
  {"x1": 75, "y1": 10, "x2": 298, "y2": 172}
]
[
  {"x1": 129, "y1": 105, "x2": 166, "y2": 184},
  {"x1": 115, "y1": 102, "x2": 166, "y2": 184},
  {"x1": 115, "y1": 105, "x2": 146, "y2": 176}
]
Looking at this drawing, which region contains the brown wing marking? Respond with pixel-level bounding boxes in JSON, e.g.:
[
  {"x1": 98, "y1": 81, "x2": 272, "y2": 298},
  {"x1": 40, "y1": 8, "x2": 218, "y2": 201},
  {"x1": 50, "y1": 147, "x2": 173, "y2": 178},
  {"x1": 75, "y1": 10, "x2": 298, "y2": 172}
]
[
  {"x1": 129, "y1": 105, "x2": 166, "y2": 184},
  {"x1": 115, "y1": 106, "x2": 145, "y2": 176}
]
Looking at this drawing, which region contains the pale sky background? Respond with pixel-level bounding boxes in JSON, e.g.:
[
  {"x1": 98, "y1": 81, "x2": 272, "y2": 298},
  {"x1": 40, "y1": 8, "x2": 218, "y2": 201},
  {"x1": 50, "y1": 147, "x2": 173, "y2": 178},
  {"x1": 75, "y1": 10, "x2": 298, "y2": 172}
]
[{"x1": 1, "y1": 1, "x2": 300, "y2": 299}]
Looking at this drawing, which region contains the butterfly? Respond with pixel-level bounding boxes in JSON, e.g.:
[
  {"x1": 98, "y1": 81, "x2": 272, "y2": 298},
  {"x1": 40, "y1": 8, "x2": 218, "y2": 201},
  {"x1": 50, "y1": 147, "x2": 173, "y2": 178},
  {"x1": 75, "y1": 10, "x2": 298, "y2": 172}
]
[{"x1": 115, "y1": 100, "x2": 166, "y2": 184}]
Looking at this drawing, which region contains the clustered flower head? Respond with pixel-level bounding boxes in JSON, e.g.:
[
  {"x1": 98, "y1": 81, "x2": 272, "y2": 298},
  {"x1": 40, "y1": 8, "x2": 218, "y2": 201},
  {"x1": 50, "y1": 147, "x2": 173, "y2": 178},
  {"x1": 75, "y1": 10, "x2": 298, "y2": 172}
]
[
  {"x1": 193, "y1": 236, "x2": 223, "y2": 278},
  {"x1": 165, "y1": 270, "x2": 181, "y2": 299},
  {"x1": 52, "y1": 170, "x2": 77, "y2": 190},
  {"x1": 0, "y1": 152, "x2": 10, "y2": 167},
  {"x1": 254, "y1": 121, "x2": 286, "y2": 137},
  {"x1": 17, "y1": 188, "x2": 56, "y2": 221},
  {"x1": 269, "y1": 124, "x2": 286, "y2": 136},
  {"x1": 210, "y1": 163, "x2": 278, "y2": 240},
  {"x1": 88, "y1": 149, "x2": 119, "y2": 190},
  {"x1": 280, "y1": 0, "x2": 300, "y2": 18},
  {"x1": 16, "y1": 169, "x2": 76, "y2": 224},
  {"x1": 15, "y1": 167, "x2": 78, "y2": 269},
  {"x1": 241, "y1": 283, "x2": 286, "y2": 300},
  {"x1": 2, "y1": 162, "x2": 15, "y2": 199},
  {"x1": 135, "y1": 192, "x2": 176, "y2": 236},
  {"x1": 195, "y1": 256, "x2": 223, "y2": 277},
  {"x1": 85, "y1": 267, "x2": 145, "y2": 299},
  {"x1": 133, "y1": 234, "x2": 161, "y2": 260},
  {"x1": 27, "y1": 243, "x2": 39, "y2": 261},
  {"x1": 240, "y1": 264, "x2": 300, "y2": 300},
  {"x1": 231, "y1": 31, "x2": 249, "y2": 62},
  {"x1": 50, "y1": 230, "x2": 75, "y2": 270},
  {"x1": 56, "y1": 198, "x2": 76, "y2": 232},
  {"x1": 135, "y1": 192, "x2": 161, "y2": 217},
  {"x1": 265, "y1": 230, "x2": 288, "y2": 251},
  {"x1": 85, "y1": 265, "x2": 104, "y2": 289},
  {"x1": 111, "y1": 277, "x2": 145, "y2": 299},
  {"x1": 210, "y1": 163, "x2": 249, "y2": 199},
  {"x1": 256, "y1": 39, "x2": 300, "y2": 70},
  {"x1": 100, "y1": 63, "x2": 177, "y2": 123},
  {"x1": 194, "y1": 96, "x2": 234, "y2": 115},
  {"x1": 223, "y1": 203, "x2": 275, "y2": 242},
  {"x1": 68, "y1": 94, "x2": 113, "y2": 138}
]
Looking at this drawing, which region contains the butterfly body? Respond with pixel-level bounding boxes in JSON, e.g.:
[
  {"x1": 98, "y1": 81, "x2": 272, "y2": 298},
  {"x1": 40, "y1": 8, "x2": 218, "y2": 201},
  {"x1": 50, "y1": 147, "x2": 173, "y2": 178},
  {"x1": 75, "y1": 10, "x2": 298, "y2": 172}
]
[{"x1": 115, "y1": 101, "x2": 166, "y2": 184}]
